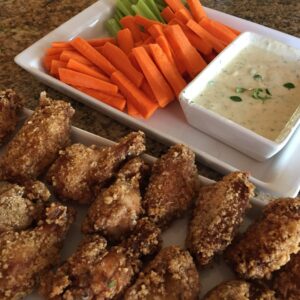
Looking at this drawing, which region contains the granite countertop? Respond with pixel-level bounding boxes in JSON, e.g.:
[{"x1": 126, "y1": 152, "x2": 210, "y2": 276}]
[{"x1": 1, "y1": 0, "x2": 299, "y2": 180}]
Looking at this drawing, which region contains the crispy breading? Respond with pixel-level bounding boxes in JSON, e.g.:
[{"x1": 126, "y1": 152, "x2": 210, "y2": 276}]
[
  {"x1": 0, "y1": 202, "x2": 75, "y2": 300},
  {"x1": 0, "y1": 180, "x2": 50, "y2": 233},
  {"x1": 39, "y1": 218, "x2": 161, "y2": 300},
  {"x1": 124, "y1": 246, "x2": 200, "y2": 300},
  {"x1": 82, "y1": 157, "x2": 147, "y2": 241},
  {"x1": 0, "y1": 89, "x2": 23, "y2": 144},
  {"x1": 47, "y1": 131, "x2": 146, "y2": 204},
  {"x1": 203, "y1": 280, "x2": 276, "y2": 300},
  {"x1": 143, "y1": 144, "x2": 198, "y2": 228},
  {"x1": 0, "y1": 92, "x2": 74, "y2": 181},
  {"x1": 273, "y1": 252, "x2": 300, "y2": 300},
  {"x1": 226, "y1": 198, "x2": 300, "y2": 279},
  {"x1": 186, "y1": 172, "x2": 254, "y2": 266}
]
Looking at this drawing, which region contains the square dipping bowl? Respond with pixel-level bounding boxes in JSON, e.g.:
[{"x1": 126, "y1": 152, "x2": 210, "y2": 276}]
[{"x1": 179, "y1": 31, "x2": 300, "y2": 161}]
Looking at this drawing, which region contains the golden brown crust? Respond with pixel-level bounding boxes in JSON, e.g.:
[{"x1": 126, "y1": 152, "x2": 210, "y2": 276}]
[
  {"x1": 203, "y1": 280, "x2": 276, "y2": 300},
  {"x1": 273, "y1": 252, "x2": 300, "y2": 300},
  {"x1": 0, "y1": 92, "x2": 74, "y2": 181},
  {"x1": 143, "y1": 144, "x2": 198, "y2": 228},
  {"x1": 124, "y1": 246, "x2": 200, "y2": 300},
  {"x1": 82, "y1": 157, "x2": 146, "y2": 241},
  {"x1": 226, "y1": 198, "x2": 300, "y2": 279},
  {"x1": 186, "y1": 172, "x2": 254, "y2": 266},
  {"x1": 47, "y1": 131, "x2": 146, "y2": 204},
  {"x1": 0, "y1": 89, "x2": 23, "y2": 144},
  {"x1": 0, "y1": 202, "x2": 75, "y2": 300}
]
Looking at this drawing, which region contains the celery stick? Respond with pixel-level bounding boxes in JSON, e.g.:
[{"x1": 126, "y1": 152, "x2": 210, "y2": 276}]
[
  {"x1": 116, "y1": 0, "x2": 132, "y2": 16},
  {"x1": 105, "y1": 18, "x2": 121, "y2": 37},
  {"x1": 137, "y1": 0, "x2": 159, "y2": 21},
  {"x1": 155, "y1": 0, "x2": 166, "y2": 7},
  {"x1": 131, "y1": 4, "x2": 143, "y2": 16},
  {"x1": 115, "y1": 8, "x2": 124, "y2": 21},
  {"x1": 157, "y1": 3, "x2": 165, "y2": 11},
  {"x1": 123, "y1": 0, "x2": 135, "y2": 14},
  {"x1": 144, "y1": 0, "x2": 165, "y2": 22}
]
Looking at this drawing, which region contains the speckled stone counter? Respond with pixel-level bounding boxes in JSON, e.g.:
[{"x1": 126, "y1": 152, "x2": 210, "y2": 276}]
[{"x1": 1, "y1": 0, "x2": 299, "y2": 180}]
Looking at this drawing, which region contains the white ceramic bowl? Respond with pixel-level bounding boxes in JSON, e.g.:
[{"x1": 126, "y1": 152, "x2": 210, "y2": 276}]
[{"x1": 179, "y1": 32, "x2": 300, "y2": 161}]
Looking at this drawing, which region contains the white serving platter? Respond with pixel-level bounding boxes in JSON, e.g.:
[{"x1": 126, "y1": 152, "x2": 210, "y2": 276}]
[
  {"x1": 0, "y1": 109, "x2": 259, "y2": 299},
  {"x1": 14, "y1": 0, "x2": 300, "y2": 197}
]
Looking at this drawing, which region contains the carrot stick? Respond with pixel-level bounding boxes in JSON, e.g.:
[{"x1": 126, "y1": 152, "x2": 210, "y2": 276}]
[
  {"x1": 132, "y1": 46, "x2": 175, "y2": 108},
  {"x1": 161, "y1": 6, "x2": 175, "y2": 22},
  {"x1": 58, "y1": 68, "x2": 118, "y2": 95},
  {"x1": 127, "y1": 101, "x2": 142, "y2": 118},
  {"x1": 199, "y1": 17, "x2": 237, "y2": 45},
  {"x1": 174, "y1": 8, "x2": 192, "y2": 23},
  {"x1": 70, "y1": 37, "x2": 116, "y2": 75},
  {"x1": 186, "y1": 0, "x2": 207, "y2": 22},
  {"x1": 77, "y1": 87, "x2": 126, "y2": 111},
  {"x1": 66, "y1": 59, "x2": 110, "y2": 82},
  {"x1": 144, "y1": 36, "x2": 154, "y2": 44},
  {"x1": 164, "y1": 0, "x2": 185, "y2": 12},
  {"x1": 186, "y1": 19, "x2": 226, "y2": 53},
  {"x1": 203, "y1": 50, "x2": 217, "y2": 63},
  {"x1": 140, "y1": 32, "x2": 151, "y2": 41},
  {"x1": 120, "y1": 16, "x2": 143, "y2": 43},
  {"x1": 141, "y1": 81, "x2": 157, "y2": 102},
  {"x1": 134, "y1": 15, "x2": 161, "y2": 29},
  {"x1": 117, "y1": 28, "x2": 134, "y2": 55},
  {"x1": 60, "y1": 50, "x2": 93, "y2": 65},
  {"x1": 43, "y1": 54, "x2": 60, "y2": 71},
  {"x1": 149, "y1": 43, "x2": 187, "y2": 97},
  {"x1": 46, "y1": 47, "x2": 71, "y2": 56},
  {"x1": 164, "y1": 24, "x2": 207, "y2": 78},
  {"x1": 147, "y1": 24, "x2": 164, "y2": 39},
  {"x1": 50, "y1": 60, "x2": 67, "y2": 76},
  {"x1": 51, "y1": 42, "x2": 72, "y2": 48},
  {"x1": 224, "y1": 24, "x2": 241, "y2": 35},
  {"x1": 52, "y1": 38, "x2": 116, "y2": 48},
  {"x1": 111, "y1": 71, "x2": 158, "y2": 119},
  {"x1": 155, "y1": 35, "x2": 176, "y2": 68},
  {"x1": 99, "y1": 42, "x2": 144, "y2": 87}
]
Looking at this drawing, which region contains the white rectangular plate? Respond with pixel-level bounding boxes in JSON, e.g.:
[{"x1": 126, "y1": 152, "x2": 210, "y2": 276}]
[{"x1": 14, "y1": 0, "x2": 300, "y2": 197}]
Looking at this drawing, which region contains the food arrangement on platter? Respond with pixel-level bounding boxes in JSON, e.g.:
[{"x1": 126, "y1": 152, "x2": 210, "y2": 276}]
[
  {"x1": 1, "y1": 89, "x2": 300, "y2": 300},
  {"x1": 42, "y1": 0, "x2": 239, "y2": 119}
]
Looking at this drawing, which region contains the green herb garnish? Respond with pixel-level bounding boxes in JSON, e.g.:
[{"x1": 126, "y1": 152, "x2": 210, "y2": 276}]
[
  {"x1": 266, "y1": 88, "x2": 272, "y2": 96},
  {"x1": 108, "y1": 280, "x2": 116, "y2": 289},
  {"x1": 253, "y1": 74, "x2": 262, "y2": 81},
  {"x1": 235, "y1": 87, "x2": 246, "y2": 93},
  {"x1": 283, "y1": 82, "x2": 295, "y2": 90},
  {"x1": 252, "y1": 88, "x2": 272, "y2": 102},
  {"x1": 230, "y1": 96, "x2": 242, "y2": 102}
]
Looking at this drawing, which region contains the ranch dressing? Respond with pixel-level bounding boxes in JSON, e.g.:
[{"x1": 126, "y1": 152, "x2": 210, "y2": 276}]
[{"x1": 195, "y1": 45, "x2": 300, "y2": 141}]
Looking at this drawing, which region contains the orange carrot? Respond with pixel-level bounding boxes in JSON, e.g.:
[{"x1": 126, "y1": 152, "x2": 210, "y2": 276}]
[
  {"x1": 140, "y1": 32, "x2": 151, "y2": 41},
  {"x1": 132, "y1": 46, "x2": 175, "y2": 108},
  {"x1": 58, "y1": 68, "x2": 118, "y2": 95},
  {"x1": 203, "y1": 50, "x2": 217, "y2": 63},
  {"x1": 99, "y1": 42, "x2": 144, "y2": 87},
  {"x1": 186, "y1": 0, "x2": 207, "y2": 22},
  {"x1": 43, "y1": 54, "x2": 60, "y2": 71},
  {"x1": 149, "y1": 43, "x2": 187, "y2": 97},
  {"x1": 224, "y1": 24, "x2": 241, "y2": 35},
  {"x1": 50, "y1": 60, "x2": 67, "y2": 76},
  {"x1": 117, "y1": 28, "x2": 134, "y2": 55},
  {"x1": 70, "y1": 37, "x2": 116, "y2": 75},
  {"x1": 51, "y1": 42, "x2": 72, "y2": 48},
  {"x1": 200, "y1": 17, "x2": 237, "y2": 45},
  {"x1": 186, "y1": 19, "x2": 225, "y2": 53},
  {"x1": 144, "y1": 36, "x2": 154, "y2": 44},
  {"x1": 46, "y1": 47, "x2": 71, "y2": 56},
  {"x1": 77, "y1": 87, "x2": 126, "y2": 111},
  {"x1": 120, "y1": 16, "x2": 143, "y2": 43},
  {"x1": 52, "y1": 38, "x2": 116, "y2": 48},
  {"x1": 127, "y1": 101, "x2": 142, "y2": 118},
  {"x1": 134, "y1": 15, "x2": 161, "y2": 29},
  {"x1": 174, "y1": 8, "x2": 192, "y2": 23},
  {"x1": 165, "y1": 0, "x2": 185, "y2": 12},
  {"x1": 60, "y1": 50, "x2": 93, "y2": 65},
  {"x1": 66, "y1": 59, "x2": 110, "y2": 82},
  {"x1": 141, "y1": 81, "x2": 157, "y2": 102},
  {"x1": 161, "y1": 6, "x2": 175, "y2": 22},
  {"x1": 164, "y1": 24, "x2": 207, "y2": 78},
  {"x1": 147, "y1": 24, "x2": 164, "y2": 39},
  {"x1": 111, "y1": 71, "x2": 158, "y2": 119},
  {"x1": 155, "y1": 35, "x2": 176, "y2": 68}
]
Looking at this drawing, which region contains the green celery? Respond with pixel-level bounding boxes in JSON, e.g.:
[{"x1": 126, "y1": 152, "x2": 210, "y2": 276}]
[
  {"x1": 137, "y1": 0, "x2": 159, "y2": 21},
  {"x1": 154, "y1": 0, "x2": 166, "y2": 7},
  {"x1": 115, "y1": 8, "x2": 124, "y2": 21},
  {"x1": 105, "y1": 18, "x2": 121, "y2": 37},
  {"x1": 116, "y1": 0, "x2": 132, "y2": 16},
  {"x1": 144, "y1": 0, "x2": 165, "y2": 22}
]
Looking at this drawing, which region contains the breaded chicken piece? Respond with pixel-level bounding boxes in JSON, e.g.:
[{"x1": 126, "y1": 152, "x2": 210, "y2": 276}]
[
  {"x1": 0, "y1": 202, "x2": 75, "y2": 300},
  {"x1": 0, "y1": 92, "x2": 74, "y2": 181},
  {"x1": 39, "y1": 218, "x2": 161, "y2": 300},
  {"x1": 47, "y1": 131, "x2": 146, "y2": 204},
  {"x1": 226, "y1": 198, "x2": 300, "y2": 279},
  {"x1": 203, "y1": 280, "x2": 276, "y2": 300},
  {"x1": 124, "y1": 246, "x2": 200, "y2": 300},
  {"x1": 82, "y1": 157, "x2": 147, "y2": 240},
  {"x1": 0, "y1": 89, "x2": 23, "y2": 144},
  {"x1": 186, "y1": 172, "x2": 255, "y2": 266},
  {"x1": 273, "y1": 252, "x2": 300, "y2": 300},
  {"x1": 143, "y1": 144, "x2": 198, "y2": 228},
  {"x1": 0, "y1": 180, "x2": 50, "y2": 233}
]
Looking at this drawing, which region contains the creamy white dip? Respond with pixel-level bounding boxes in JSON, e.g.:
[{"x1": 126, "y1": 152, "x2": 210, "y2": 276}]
[{"x1": 195, "y1": 44, "x2": 300, "y2": 141}]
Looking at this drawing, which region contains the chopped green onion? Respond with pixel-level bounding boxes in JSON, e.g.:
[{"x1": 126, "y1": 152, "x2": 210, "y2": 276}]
[
  {"x1": 283, "y1": 82, "x2": 295, "y2": 90},
  {"x1": 253, "y1": 74, "x2": 262, "y2": 81},
  {"x1": 230, "y1": 96, "x2": 242, "y2": 102}
]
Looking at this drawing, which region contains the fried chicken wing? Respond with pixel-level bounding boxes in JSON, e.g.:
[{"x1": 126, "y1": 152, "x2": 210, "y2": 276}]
[
  {"x1": 226, "y1": 198, "x2": 300, "y2": 279},
  {"x1": 0, "y1": 92, "x2": 74, "y2": 181},
  {"x1": 203, "y1": 280, "x2": 276, "y2": 300},
  {"x1": 186, "y1": 172, "x2": 254, "y2": 266},
  {"x1": 47, "y1": 131, "x2": 146, "y2": 204},
  {"x1": 0, "y1": 89, "x2": 23, "y2": 144},
  {"x1": 0, "y1": 202, "x2": 75, "y2": 300},
  {"x1": 39, "y1": 218, "x2": 161, "y2": 300},
  {"x1": 273, "y1": 252, "x2": 300, "y2": 300},
  {"x1": 82, "y1": 157, "x2": 147, "y2": 240},
  {"x1": 143, "y1": 144, "x2": 198, "y2": 228},
  {"x1": 0, "y1": 180, "x2": 50, "y2": 233},
  {"x1": 124, "y1": 246, "x2": 200, "y2": 300}
]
